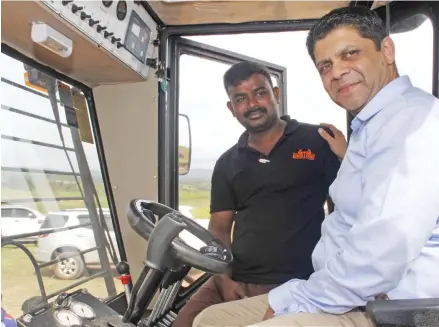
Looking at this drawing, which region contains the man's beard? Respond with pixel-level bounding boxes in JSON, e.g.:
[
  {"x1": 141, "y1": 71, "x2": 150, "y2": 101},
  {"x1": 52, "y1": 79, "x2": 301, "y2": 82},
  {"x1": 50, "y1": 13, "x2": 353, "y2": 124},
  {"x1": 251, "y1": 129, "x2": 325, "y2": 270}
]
[{"x1": 242, "y1": 107, "x2": 277, "y2": 133}]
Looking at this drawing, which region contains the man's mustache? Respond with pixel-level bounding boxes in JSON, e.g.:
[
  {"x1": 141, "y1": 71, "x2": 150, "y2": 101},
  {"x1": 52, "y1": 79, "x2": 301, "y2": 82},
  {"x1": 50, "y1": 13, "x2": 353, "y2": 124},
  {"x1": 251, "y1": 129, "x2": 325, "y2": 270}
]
[{"x1": 244, "y1": 107, "x2": 267, "y2": 118}]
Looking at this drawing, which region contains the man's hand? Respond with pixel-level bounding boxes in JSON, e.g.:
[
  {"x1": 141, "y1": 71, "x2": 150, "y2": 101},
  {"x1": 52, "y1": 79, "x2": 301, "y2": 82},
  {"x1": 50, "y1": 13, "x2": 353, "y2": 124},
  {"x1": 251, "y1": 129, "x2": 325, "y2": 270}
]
[
  {"x1": 263, "y1": 307, "x2": 275, "y2": 321},
  {"x1": 214, "y1": 274, "x2": 247, "y2": 301},
  {"x1": 318, "y1": 123, "x2": 347, "y2": 160}
]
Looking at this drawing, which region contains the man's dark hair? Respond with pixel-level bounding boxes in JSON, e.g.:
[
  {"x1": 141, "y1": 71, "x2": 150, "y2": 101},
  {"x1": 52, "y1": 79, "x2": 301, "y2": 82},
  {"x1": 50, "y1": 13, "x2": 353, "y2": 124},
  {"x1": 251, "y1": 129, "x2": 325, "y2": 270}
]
[
  {"x1": 223, "y1": 61, "x2": 273, "y2": 93},
  {"x1": 306, "y1": 6, "x2": 388, "y2": 62}
]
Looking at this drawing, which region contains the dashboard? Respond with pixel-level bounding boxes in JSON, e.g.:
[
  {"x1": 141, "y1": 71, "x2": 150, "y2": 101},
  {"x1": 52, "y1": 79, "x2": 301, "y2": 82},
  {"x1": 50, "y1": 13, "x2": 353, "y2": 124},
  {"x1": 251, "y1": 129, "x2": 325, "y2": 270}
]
[{"x1": 17, "y1": 289, "x2": 134, "y2": 327}]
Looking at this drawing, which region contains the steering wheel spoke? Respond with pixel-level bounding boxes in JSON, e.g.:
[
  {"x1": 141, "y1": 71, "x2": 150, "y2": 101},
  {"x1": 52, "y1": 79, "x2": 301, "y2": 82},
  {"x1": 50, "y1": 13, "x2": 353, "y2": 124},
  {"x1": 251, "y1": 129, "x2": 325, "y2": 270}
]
[{"x1": 126, "y1": 199, "x2": 233, "y2": 274}]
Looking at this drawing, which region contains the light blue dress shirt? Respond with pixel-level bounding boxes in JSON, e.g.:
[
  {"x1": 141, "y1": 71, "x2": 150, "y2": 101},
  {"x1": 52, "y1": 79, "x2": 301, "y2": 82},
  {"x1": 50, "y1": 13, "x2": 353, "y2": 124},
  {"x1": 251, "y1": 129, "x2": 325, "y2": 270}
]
[{"x1": 269, "y1": 76, "x2": 439, "y2": 315}]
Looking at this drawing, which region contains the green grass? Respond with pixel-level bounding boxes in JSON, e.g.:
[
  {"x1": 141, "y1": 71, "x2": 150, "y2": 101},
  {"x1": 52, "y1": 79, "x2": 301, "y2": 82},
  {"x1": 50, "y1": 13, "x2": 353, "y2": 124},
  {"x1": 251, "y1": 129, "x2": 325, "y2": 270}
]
[{"x1": 179, "y1": 188, "x2": 210, "y2": 218}]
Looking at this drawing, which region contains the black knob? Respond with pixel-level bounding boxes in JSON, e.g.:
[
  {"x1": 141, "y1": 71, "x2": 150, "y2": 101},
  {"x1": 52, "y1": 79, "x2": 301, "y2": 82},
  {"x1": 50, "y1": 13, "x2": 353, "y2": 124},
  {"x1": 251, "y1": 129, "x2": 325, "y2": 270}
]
[
  {"x1": 116, "y1": 261, "x2": 130, "y2": 275},
  {"x1": 80, "y1": 12, "x2": 91, "y2": 20},
  {"x1": 62, "y1": 1, "x2": 73, "y2": 5},
  {"x1": 104, "y1": 31, "x2": 114, "y2": 38},
  {"x1": 55, "y1": 292, "x2": 70, "y2": 307},
  {"x1": 111, "y1": 37, "x2": 121, "y2": 44},
  {"x1": 97, "y1": 25, "x2": 107, "y2": 33},
  {"x1": 117, "y1": 42, "x2": 124, "y2": 49},
  {"x1": 71, "y1": 5, "x2": 83, "y2": 13},
  {"x1": 89, "y1": 19, "x2": 100, "y2": 27}
]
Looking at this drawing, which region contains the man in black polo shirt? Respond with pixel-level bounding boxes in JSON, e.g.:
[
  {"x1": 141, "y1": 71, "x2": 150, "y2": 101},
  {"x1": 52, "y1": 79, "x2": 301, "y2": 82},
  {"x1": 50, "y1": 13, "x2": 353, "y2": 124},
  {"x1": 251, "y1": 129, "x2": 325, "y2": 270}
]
[{"x1": 173, "y1": 61, "x2": 346, "y2": 327}]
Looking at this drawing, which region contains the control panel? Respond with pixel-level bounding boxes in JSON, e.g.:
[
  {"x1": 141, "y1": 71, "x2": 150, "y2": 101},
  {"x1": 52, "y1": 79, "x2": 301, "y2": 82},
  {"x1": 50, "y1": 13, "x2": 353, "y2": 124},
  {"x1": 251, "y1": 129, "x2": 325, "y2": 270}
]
[
  {"x1": 17, "y1": 289, "x2": 135, "y2": 327},
  {"x1": 41, "y1": 0, "x2": 158, "y2": 79}
]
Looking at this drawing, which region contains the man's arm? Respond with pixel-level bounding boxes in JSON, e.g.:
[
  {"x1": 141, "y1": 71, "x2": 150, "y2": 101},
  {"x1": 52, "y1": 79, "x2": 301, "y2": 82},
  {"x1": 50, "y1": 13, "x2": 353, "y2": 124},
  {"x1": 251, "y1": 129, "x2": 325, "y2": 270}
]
[
  {"x1": 268, "y1": 110, "x2": 439, "y2": 315},
  {"x1": 208, "y1": 155, "x2": 247, "y2": 300},
  {"x1": 208, "y1": 211, "x2": 234, "y2": 250}
]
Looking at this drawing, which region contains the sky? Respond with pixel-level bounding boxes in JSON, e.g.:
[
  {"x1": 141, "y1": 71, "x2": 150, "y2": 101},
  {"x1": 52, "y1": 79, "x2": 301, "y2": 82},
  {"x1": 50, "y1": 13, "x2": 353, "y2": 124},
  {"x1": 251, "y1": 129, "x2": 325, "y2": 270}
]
[{"x1": 0, "y1": 17, "x2": 435, "y2": 178}]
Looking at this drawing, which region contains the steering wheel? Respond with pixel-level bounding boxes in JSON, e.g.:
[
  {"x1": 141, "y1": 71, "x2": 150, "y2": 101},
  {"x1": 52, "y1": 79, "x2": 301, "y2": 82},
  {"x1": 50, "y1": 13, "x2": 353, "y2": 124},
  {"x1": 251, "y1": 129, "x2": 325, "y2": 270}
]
[{"x1": 126, "y1": 199, "x2": 233, "y2": 275}]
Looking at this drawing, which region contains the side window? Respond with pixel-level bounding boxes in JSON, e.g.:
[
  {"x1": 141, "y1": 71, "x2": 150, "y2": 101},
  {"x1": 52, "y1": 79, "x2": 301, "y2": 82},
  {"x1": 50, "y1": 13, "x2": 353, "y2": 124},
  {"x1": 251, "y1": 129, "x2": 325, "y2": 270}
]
[
  {"x1": 391, "y1": 15, "x2": 433, "y2": 93},
  {"x1": 13, "y1": 208, "x2": 36, "y2": 218},
  {"x1": 1, "y1": 209, "x2": 14, "y2": 217},
  {"x1": 1, "y1": 53, "x2": 122, "y2": 317}
]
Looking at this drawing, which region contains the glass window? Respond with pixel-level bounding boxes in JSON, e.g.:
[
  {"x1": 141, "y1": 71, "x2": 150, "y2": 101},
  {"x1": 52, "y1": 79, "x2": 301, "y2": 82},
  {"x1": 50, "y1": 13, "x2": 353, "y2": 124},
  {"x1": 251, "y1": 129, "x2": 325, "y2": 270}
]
[
  {"x1": 1, "y1": 53, "x2": 122, "y2": 317},
  {"x1": 1, "y1": 209, "x2": 14, "y2": 217},
  {"x1": 13, "y1": 208, "x2": 37, "y2": 218},
  {"x1": 40, "y1": 214, "x2": 69, "y2": 229}
]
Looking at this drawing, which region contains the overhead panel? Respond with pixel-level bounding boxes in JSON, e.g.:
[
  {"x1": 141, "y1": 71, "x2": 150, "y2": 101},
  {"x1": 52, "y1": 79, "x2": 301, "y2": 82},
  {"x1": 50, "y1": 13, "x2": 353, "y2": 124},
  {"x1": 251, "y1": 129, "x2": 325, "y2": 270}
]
[{"x1": 41, "y1": 0, "x2": 157, "y2": 79}]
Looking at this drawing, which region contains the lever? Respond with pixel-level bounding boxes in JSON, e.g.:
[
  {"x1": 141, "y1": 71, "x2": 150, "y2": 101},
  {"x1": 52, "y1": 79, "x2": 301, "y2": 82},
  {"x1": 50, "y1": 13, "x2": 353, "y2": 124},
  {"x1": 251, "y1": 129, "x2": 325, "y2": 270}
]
[
  {"x1": 97, "y1": 25, "x2": 107, "y2": 33},
  {"x1": 71, "y1": 4, "x2": 83, "y2": 13},
  {"x1": 104, "y1": 31, "x2": 114, "y2": 38},
  {"x1": 111, "y1": 36, "x2": 121, "y2": 44},
  {"x1": 62, "y1": 0, "x2": 73, "y2": 5},
  {"x1": 117, "y1": 42, "x2": 124, "y2": 49},
  {"x1": 116, "y1": 261, "x2": 132, "y2": 304},
  {"x1": 89, "y1": 19, "x2": 100, "y2": 27},
  {"x1": 80, "y1": 12, "x2": 91, "y2": 20}
]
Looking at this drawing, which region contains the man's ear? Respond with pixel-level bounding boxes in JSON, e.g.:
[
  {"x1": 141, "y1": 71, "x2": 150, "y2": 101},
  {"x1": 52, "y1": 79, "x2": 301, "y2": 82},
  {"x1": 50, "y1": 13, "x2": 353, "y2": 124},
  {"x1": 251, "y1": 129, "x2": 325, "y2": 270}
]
[
  {"x1": 381, "y1": 36, "x2": 396, "y2": 65},
  {"x1": 227, "y1": 101, "x2": 235, "y2": 117},
  {"x1": 273, "y1": 86, "x2": 280, "y2": 104}
]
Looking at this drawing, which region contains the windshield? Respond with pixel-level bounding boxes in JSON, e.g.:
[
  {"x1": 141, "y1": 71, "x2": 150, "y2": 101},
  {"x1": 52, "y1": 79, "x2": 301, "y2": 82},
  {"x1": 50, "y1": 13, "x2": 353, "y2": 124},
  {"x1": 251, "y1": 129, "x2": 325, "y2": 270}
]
[{"x1": 1, "y1": 53, "x2": 123, "y2": 318}]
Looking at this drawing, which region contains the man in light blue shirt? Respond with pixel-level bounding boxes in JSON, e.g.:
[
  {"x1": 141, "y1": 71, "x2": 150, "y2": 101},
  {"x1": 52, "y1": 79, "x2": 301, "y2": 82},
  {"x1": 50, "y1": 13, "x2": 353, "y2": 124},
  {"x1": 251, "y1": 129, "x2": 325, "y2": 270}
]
[{"x1": 193, "y1": 6, "x2": 439, "y2": 327}]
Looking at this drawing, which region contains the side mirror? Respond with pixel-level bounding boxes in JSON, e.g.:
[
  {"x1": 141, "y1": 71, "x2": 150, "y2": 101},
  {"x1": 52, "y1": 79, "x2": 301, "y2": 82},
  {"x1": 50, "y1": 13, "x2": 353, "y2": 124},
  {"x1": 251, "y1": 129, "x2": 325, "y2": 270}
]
[{"x1": 178, "y1": 114, "x2": 192, "y2": 175}]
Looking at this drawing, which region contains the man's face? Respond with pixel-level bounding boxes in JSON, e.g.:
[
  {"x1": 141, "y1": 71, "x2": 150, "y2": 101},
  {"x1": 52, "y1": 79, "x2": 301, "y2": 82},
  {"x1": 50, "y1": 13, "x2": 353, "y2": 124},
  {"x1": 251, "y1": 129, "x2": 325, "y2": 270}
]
[
  {"x1": 314, "y1": 27, "x2": 395, "y2": 114},
  {"x1": 226, "y1": 73, "x2": 280, "y2": 133}
]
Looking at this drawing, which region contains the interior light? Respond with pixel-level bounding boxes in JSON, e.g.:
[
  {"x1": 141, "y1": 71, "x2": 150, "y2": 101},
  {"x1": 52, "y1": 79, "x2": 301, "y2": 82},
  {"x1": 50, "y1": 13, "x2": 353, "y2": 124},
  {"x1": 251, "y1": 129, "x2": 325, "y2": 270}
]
[{"x1": 31, "y1": 22, "x2": 73, "y2": 58}]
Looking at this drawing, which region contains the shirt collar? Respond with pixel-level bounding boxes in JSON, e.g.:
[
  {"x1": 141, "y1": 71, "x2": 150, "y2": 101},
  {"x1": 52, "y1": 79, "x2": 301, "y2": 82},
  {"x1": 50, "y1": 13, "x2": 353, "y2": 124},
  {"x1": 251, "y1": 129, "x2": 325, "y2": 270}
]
[
  {"x1": 237, "y1": 115, "x2": 299, "y2": 148},
  {"x1": 350, "y1": 75, "x2": 412, "y2": 132}
]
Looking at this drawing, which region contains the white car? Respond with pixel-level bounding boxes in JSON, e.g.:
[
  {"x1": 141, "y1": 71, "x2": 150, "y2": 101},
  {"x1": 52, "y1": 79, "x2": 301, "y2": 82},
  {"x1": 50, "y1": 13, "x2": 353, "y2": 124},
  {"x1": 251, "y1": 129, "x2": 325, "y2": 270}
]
[
  {"x1": 35, "y1": 206, "x2": 198, "y2": 280},
  {"x1": 1, "y1": 205, "x2": 46, "y2": 242},
  {"x1": 35, "y1": 208, "x2": 119, "y2": 280}
]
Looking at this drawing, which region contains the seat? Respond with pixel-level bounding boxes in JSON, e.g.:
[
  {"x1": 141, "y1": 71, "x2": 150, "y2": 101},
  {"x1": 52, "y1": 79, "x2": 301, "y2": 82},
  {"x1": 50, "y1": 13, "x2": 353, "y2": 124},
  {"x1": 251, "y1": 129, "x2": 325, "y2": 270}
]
[{"x1": 366, "y1": 298, "x2": 439, "y2": 327}]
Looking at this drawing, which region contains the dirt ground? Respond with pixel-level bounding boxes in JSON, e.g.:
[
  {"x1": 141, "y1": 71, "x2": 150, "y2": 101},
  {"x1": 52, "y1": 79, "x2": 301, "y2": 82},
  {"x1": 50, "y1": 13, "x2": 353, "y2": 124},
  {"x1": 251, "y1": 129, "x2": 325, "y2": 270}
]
[{"x1": 1, "y1": 244, "x2": 125, "y2": 318}]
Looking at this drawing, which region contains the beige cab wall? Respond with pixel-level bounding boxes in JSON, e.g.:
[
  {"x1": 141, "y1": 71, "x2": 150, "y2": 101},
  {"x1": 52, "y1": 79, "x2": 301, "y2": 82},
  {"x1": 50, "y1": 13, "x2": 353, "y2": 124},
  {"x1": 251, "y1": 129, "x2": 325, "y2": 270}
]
[{"x1": 93, "y1": 79, "x2": 158, "y2": 281}]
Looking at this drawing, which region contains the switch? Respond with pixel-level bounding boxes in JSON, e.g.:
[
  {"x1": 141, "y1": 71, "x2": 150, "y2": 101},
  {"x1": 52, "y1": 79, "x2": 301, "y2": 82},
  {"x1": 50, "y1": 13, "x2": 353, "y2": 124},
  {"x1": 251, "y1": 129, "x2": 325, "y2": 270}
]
[
  {"x1": 111, "y1": 37, "x2": 121, "y2": 44},
  {"x1": 116, "y1": 42, "x2": 124, "y2": 49},
  {"x1": 89, "y1": 19, "x2": 100, "y2": 27},
  {"x1": 80, "y1": 12, "x2": 91, "y2": 20},
  {"x1": 71, "y1": 4, "x2": 83, "y2": 13},
  {"x1": 104, "y1": 31, "x2": 114, "y2": 39},
  {"x1": 97, "y1": 25, "x2": 107, "y2": 33}
]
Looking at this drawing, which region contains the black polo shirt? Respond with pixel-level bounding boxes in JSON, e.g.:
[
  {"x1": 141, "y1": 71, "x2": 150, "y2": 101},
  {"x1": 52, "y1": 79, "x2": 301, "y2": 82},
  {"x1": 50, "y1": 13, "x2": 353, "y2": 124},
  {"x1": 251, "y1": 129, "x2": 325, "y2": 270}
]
[{"x1": 210, "y1": 116, "x2": 341, "y2": 285}]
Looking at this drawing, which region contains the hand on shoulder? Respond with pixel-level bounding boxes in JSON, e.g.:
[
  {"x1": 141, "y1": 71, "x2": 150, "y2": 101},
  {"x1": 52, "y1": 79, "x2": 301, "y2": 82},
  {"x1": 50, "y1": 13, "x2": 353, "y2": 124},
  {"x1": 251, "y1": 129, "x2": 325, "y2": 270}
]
[{"x1": 318, "y1": 123, "x2": 347, "y2": 161}]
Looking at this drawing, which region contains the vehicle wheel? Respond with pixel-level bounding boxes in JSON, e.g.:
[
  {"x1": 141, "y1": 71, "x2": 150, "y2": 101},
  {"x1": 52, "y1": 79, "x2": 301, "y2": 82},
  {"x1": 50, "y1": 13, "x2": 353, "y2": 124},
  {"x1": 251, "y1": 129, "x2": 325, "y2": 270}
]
[{"x1": 53, "y1": 251, "x2": 85, "y2": 280}]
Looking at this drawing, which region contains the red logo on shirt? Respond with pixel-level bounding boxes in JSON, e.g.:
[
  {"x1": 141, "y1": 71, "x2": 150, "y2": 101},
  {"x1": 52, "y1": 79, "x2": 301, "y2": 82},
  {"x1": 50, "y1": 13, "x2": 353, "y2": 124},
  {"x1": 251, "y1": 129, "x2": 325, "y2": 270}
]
[{"x1": 292, "y1": 149, "x2": 315, "y2": 160}]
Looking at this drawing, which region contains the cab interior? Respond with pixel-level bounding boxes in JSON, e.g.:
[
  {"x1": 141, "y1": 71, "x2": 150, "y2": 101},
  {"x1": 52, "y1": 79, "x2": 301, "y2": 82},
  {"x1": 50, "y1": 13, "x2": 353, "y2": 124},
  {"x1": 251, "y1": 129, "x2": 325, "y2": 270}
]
[{"x1": 1, "y1": 1, "x2": 438, "y2": 327}]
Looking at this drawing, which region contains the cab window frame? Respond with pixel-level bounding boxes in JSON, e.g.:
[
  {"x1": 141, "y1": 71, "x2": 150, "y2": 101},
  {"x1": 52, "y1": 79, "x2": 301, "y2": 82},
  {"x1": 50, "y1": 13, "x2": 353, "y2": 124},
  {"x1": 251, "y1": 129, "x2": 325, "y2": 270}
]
[{"x1": 1, "y1": 43, "x2": 127, "y2": 263}]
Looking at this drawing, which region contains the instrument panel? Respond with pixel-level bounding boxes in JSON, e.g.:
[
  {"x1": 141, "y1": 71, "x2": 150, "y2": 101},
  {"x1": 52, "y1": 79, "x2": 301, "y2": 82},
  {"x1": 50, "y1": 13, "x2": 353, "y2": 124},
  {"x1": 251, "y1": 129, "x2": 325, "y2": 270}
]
[
  {"x1": 40, "y1": 0, "x2": 157, "y2": 79},
  {"x1": 17, "y1": 289, "x2": 134, "y2": 327}
]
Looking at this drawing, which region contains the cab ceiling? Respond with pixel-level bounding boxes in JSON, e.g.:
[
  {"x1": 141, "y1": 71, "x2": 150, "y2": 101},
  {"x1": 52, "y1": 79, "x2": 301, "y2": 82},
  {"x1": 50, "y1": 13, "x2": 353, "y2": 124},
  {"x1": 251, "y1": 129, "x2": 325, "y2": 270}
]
[{"x1": 147, "y1": 1, "x2": 389, "y2": 25}]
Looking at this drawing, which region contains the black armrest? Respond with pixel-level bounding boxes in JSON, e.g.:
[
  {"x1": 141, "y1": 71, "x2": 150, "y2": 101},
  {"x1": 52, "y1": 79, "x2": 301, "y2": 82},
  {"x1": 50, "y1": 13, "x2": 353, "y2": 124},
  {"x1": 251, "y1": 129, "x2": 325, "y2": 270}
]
[{"x1": 366, "y1": 298, "x2": 439, "y2": 327}]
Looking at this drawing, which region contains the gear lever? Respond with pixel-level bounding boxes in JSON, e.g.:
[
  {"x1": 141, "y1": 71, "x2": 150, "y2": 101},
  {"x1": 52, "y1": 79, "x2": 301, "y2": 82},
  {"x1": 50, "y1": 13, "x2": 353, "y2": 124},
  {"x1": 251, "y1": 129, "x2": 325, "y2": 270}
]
[{"x1": 117, "y1": 261, "x2": 133, "y2": 304}]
